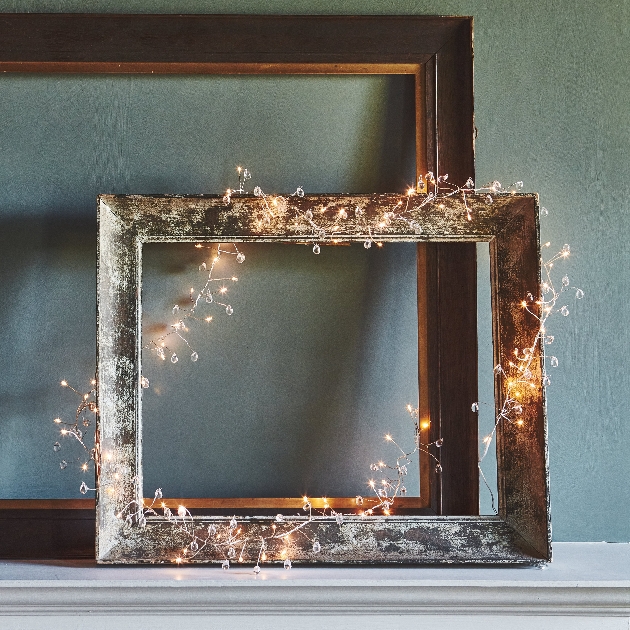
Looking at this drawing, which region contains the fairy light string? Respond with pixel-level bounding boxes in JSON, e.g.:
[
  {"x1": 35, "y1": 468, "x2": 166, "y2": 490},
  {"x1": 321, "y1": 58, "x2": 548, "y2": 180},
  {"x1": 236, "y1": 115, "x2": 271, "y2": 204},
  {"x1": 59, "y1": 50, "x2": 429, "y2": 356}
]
[
  {"x1": 472, "y1": 240, "x2": 584, "y2": 512},
  {"x1": 53, "y1": 378, "x2": 99, "y2": 488},
  {"x1": 51, "y1": 167, "x2": 581, "y2": 568},
  {"x1": 142, "y1": 242, "x2": 245, "y2": 375}
]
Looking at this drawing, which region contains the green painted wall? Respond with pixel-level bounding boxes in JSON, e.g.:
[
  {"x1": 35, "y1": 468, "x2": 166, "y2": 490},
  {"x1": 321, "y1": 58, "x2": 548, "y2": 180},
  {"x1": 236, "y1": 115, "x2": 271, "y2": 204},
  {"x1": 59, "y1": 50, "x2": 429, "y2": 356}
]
[{"x1": 0, "y1": 1, "x2": 627, "y2": 542}]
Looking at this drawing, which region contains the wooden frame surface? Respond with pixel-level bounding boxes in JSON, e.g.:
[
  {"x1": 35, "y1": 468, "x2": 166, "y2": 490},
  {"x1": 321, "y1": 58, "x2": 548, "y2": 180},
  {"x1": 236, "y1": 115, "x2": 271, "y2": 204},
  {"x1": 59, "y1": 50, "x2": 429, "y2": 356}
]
[
  {"x1": 0, "y1": 13, "x2": 480, "y2": 559},
  {"x1": 96, "y1": 191, "x2": 549, "y2": 565}
]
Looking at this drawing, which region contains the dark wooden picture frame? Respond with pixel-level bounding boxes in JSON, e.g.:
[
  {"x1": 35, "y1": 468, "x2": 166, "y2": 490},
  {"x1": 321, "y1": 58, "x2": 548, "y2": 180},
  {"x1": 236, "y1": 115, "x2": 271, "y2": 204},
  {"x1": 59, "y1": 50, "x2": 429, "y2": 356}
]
[
  {"x1": 0, "y1": 14, "x2": 511, "y2": 560},
  {"x1": 97, "y1": 191, "x2": 549, "y2": 564}
]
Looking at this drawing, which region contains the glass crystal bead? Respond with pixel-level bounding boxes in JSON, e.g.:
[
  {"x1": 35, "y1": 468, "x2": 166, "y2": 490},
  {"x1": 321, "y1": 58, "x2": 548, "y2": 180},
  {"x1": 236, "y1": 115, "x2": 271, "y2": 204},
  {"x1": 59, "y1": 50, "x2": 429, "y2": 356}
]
[
  {"x1": 172, "y1": 305, "x2": 179, "y2": 314},
  {"x1": 514, "y1": 404, "x2": 523, "y2": 414},
  {"x1": 283, "y1": 559, "x2": 292, "y2": 569},
  {"x1": 435, "y1": 463, "x2": 443, "y2": 473},
  {"x1": 364, "y1": 240, "x2": 371, "y2": 249},
  {"x1": 83, "y1": 417, "x2": 90, "y2": 427},
  {"x1": 399, "y1": 464, "x2": 408, "y2": 475},
  {"x1": 253, "y1": 565, "x2": 261, "y2": 574},
  {"x1": 370, "y1": 464, "x2": 378, "y2": 471},
  {"x1": 79, "y1": 481, "x2": 88, "y2": 494},
  {"x1": 312, "y1": 541, "x2": 321, "y2": 553},
  {"x1": 471, "y1": 402, "x2": 479, "y2": 412},
  {"x1": 191, "y1": 352, "x2": 198, "y2": 362},
  {"x1": 139, "y1": 516, "x2": 147, "y2": 528},
  {"x1": 355, "y1": 495, "x2": 363, "y2": 506},
  {"x1": 560, "y1": 305, "x2": 570, "y2": 316},
  {"x1": 141, "y1": 376, "x2": 149, "y2": 388},
  {"x1": 222, "y1": 560, "x2": 230, "y2": 570},
  {"x1": 229, "y1": 517, "x2": 238, "y2": 529},
  {"x1": 199, "y1": 262, "x2": 206, "y2": 271},
  {"x1": 53, "y1": 442, "x2": 61, "y2": 452},
  {"x1": 543, "y1": 375, "x2": 551, "y2": 386},
  {"x1": 562, "y1": 244, "x2": 570, "y2": 254},
  {"x1": 540, "y1": 206, "x2": 549, "y2": 216},
  {"x1": 275, "y1": 514, "x2": 284, "y2": 522},
  {"x1": 562, "y1": 275, "x2": 570, "y2": 287},
  {"x1": 400, "y1": 485, "x2": 407, "y2": 494},
  {"x1": 190, "y1": 540, "x2": 199, "y2": 552},
  {"x1": 576, "y1": 288, "x2": 584, "y2": 299},
  {"x1": 155, "y1": 488, "x2": 163, "y2": 500},
  {"x1": 226, "y1": 305, "x2": 233, "y2": 315},
  {"x1": 171, "y1": 353, "x2": 178, "y2": 363},
  {"x1": 236, "y1": 252, "x2": 245, "y2": 263},
  {"x1": 545, "y1": 335, "x2": 555, "y2": 345},
  {"x1": 253, "y1": 186, "x2": 262, "y2": 197},
  {"x1": 296, "y1": 187, "x2": 304, "y2": 197},
  {"x1": 302, "y1": 501, "x2": 311, "y2": 511},
  {"x1": 206, "y1": 293, "x2": 213, "y2": 303},
  {"x1": 550, "y1": 356, "x2": 559, "y2": 367},
  {"x1": 335, "y1": 513, "x2": 344, "y2": 524},
  {"x1": 60, "y1": 460, "x2": 68, "y2": 470},
  {"x1": 228, "y1": 546, "x2": 236, "y2": 558},
  {"x1": 485, "y1": 194, "x2": 493, "y2": 204},
  {"x1": 312, "y1": 244, "x2": 320, "y2": 255},
  {"x1": 305, "y1": 210, "x2": 313, "y2": 220},
  {"x1": 435, "y1": 439, "x2": 443, "y2": 447},
  {"x1": 207, "y1": 524, "x2": 217, "y2": 535}
]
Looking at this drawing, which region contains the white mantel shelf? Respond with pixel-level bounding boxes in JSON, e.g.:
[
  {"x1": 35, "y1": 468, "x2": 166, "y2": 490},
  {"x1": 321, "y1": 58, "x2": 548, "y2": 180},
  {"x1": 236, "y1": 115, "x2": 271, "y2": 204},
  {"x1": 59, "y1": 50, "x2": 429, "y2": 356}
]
[{"x1": 1, "y1": 543, "x2": 629, "y2": 629}]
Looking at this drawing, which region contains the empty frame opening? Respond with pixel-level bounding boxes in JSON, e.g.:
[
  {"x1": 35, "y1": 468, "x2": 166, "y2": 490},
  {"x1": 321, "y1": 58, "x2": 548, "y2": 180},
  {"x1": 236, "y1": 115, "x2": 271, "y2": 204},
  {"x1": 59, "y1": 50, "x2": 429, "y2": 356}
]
[{"x1": 140, "y1": 240, "x2": 496, "y2": 516}]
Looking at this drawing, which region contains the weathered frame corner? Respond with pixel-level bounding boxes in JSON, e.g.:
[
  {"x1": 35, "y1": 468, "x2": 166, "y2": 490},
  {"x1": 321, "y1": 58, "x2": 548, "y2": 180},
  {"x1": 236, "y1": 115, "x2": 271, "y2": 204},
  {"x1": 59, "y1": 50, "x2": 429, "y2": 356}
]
[{"x1": 96, "y1": 192, "x2": 550, "y2": 565}]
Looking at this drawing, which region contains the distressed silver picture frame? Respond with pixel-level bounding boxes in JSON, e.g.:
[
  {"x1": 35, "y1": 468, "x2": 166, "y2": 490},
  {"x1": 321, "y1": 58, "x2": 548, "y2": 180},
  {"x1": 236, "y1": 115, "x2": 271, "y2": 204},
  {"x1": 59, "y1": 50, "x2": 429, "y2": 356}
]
[{"x1": 96, "y1": 192, "x2": 550, "y2": 564}]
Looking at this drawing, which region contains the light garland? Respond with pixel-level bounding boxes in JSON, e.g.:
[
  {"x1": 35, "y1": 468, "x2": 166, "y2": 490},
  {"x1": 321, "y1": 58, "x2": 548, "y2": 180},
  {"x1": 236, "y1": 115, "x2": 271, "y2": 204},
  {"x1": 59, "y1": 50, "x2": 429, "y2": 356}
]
[
  {"x1": 142, "y1": 242, "x2": 245, "y2": 373},
  {"x1": 51, "y1": 167, "x2": 582, "y2": 569},
  {"x1": 227, "y1": 172, "x2": 525, "y2": 253},
  {"x1": 53, "y1": 379, "x2": 99, "y2": 487},
  {"x1": 474, "y1": 241, "x2": 584, "y2": 512}
]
